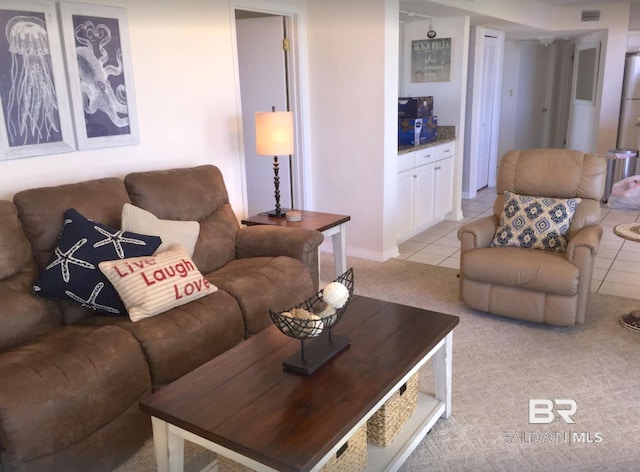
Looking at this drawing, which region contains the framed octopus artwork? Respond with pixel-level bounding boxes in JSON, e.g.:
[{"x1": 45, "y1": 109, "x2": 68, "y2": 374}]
[
  {"x1": 58, "y1": 2, "x2": 139, "y2": 150},
  {"x1": 0, "y1": 0, "x2": 76, "y2": 160}
]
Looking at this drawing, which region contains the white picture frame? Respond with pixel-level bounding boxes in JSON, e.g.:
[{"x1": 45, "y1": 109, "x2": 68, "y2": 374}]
[
  {"x1": 573, "y1": 42, "x2": 600, "y2": 106},
  {"x1": 58, "y1": 1, "x2": 139, "y2": 150},
  {"x1": 0, "y1": 0, "x2": 75, "y2": 160}
]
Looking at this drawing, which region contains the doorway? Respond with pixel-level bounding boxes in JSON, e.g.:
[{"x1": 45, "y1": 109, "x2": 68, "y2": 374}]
[
  {"x1": 476, "y1": 33, "x2": 500, "y2": 190},
  {"x1": 235, "y1": 11, "x2": 293, "y2": 216},
  {"x1": 546, "y1": 40, "x2": 573, "y2": 148},
  {"x1": 465, "y1": 26, "x2": 505, "y2": 199}
]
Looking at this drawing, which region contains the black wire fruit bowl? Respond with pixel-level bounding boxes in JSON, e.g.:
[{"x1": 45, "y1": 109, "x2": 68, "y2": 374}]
[{"x1": 269, "y1": 268, "x2": 354, "y2": 374}]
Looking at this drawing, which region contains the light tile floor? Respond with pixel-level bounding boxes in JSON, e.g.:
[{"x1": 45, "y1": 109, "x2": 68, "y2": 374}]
[{"x1": 397, "y1": 187, "x2": 640, "y2": 300}]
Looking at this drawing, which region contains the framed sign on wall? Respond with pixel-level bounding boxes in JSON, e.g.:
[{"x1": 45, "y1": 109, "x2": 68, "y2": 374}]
[{"x1": 411, "y1": 38, "x2": 451, "y2": 83}]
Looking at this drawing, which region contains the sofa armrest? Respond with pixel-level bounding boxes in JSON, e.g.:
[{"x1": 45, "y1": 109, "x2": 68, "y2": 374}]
[
  {"x1": 566, "y1": 225, "x2": 602, "y2": 262},
  {"x1": 457, "y1": 215, "x2": 499, "y2": 251},
  {"x1": 236, "y1": 225, "x2": 324, "y2": 289}
]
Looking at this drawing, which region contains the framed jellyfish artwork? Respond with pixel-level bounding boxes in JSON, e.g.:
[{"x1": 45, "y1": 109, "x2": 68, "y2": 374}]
[
  {"x1": 59, "y1": 2, "x2": 139, "y2": 150},
  {"x1": 0, "y1": 0, "x2": 75, "y2": 160}
]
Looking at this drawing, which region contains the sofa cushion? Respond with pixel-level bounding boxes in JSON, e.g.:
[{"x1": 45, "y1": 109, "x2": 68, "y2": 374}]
[
  {"x1": 0, "y1": 201, "x2": 33, "y2": 281},
  {"x1": 80, "y1": 290, "x2": 245, "y2": 389},
  {"x1": 490, "y1": 191, "x2": 580, "y2": 252},
  {"x1": 124, "y1": 165, "x2": 240, "y2": 274},
  {"x1": 121, "y1": 203, "x2": 200, "y2": 256},
  {"x1": 0, "y1": 325, "x2": 151, "y2": 469},
  {"x1": 99, "y1": 244, "x2": 218, "y2": 322},
  {"x1": 0, "y1": 201, "x2": 61, "y2": 351},
  {"x1": 206, "y1": 256, "x2": 316, "y2": 336},
  {"x1": 462, "y1": 246, "x2": 579, "y2": 296},
  {"x1": 33, "y1": 208, "x2": 162, "y2": 316},
  {"x1": 13, "y1": 177, "x2": 131, "y2": 271}
]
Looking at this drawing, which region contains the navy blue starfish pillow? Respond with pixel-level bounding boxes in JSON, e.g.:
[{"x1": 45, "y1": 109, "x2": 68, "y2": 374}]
[{"x1": 34, "y1": 208, "x2": 162, "y2": 316}]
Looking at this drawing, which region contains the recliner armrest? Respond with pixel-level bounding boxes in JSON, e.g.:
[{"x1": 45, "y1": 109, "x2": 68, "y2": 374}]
[
  {"x1": 566, "y1": 225, "x2": 602, "y2": 262},
  {"x1": 457, "y1": 215, "x2": 499, "y2": 250},
  {"x1": 236, "y1": 225, "x2": 324, "y2": 288}
]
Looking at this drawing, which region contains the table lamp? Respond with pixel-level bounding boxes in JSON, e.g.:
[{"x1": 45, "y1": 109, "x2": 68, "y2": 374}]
[{"x1": 255, "y1": 107, "x2": 294, "y2": 217}]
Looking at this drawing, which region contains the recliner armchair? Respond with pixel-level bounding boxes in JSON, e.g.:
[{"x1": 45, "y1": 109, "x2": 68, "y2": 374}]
[{"x1": 457, "y1": 149, "x2": 606, "y2": 326}]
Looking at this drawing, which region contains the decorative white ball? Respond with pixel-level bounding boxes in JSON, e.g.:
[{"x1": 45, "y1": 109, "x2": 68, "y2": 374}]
[{"x1": 322, "y1": 281, "x2": 349, "y2": 309}]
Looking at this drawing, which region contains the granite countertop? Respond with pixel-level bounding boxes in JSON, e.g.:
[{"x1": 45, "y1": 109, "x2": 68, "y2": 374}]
[{"x1": 398, "y1": 125, "x2": 456, "y2": 155}]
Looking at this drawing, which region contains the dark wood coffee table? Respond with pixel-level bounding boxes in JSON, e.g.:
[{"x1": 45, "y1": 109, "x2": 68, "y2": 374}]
[{"x1": 140, "y1": 296, "x2": 459, "y2": 472}]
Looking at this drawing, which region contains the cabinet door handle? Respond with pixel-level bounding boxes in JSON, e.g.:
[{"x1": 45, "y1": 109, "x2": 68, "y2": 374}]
[
  {"x1": 443, "y1": 149, "x2": 450, "y2": 153},
  {"x1": 435, "y1": 166, "x2": 441, "y2": 170}
]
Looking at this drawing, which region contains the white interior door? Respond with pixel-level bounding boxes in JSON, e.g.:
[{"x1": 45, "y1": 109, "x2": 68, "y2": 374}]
[
  {"x1": 477, "y1": 35, "x2": 499, "y2": 190},
  {"x1": 236, "y1": 15, "x2": 291, "y2": 216},
  {"x1": 548, "y1": 41, "x2": 574, "y2": 148}
]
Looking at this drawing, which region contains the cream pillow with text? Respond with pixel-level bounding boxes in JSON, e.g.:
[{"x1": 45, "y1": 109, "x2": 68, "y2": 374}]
[{"x1": 99, "y1": 244, "x2": 217, "y2": 322}]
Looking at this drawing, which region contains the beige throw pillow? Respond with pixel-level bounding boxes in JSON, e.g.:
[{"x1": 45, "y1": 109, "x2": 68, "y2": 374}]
[
  {"x1": 121, "y1": 203, "x2": 200, "y2": 257},
  {"x1": 99, "y1": 244, "x2": 217, "y2": 322}
]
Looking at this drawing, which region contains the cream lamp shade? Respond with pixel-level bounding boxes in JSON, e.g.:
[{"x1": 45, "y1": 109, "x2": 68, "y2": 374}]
[{"x1": 255, "y1": 111, "x2": 294, "y2": 156}]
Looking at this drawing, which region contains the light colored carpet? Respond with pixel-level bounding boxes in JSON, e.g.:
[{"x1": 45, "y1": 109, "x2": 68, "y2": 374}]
[{"x1": 116, "y1": 254, "x2": 640, "y2": 471}]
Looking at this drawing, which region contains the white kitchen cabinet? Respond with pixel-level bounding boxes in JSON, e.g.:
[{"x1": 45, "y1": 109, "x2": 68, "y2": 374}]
[
  {"x1": 397, "y1": 168, "x2": 416, "y2": 241},
  {"x1": 433, "y1": 149, "x2": 454, "y2": 220},
  {"x1": 414, "y1": 162, "x2": 435, "y2": 230},
  {"x1": 397, "y1": 141, "x2": 455, "y2": 242}
]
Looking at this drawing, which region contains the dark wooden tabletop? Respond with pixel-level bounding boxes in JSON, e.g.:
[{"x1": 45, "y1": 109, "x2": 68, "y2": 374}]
[
  {"x1": 241, "y1": 210, "x2": 350, "y2": 233},
  {"x1": 139, "y1": 296, "x2": 459, "y2": 472}
]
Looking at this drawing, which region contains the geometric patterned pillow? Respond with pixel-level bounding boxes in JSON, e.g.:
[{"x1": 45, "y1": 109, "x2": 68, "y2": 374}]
[
  {"x1": 490, "y1": 191, "x2": 581, "y2": 252},
  {"x1": 33, "y1": 208, "x2": 162, "y2": 316}
]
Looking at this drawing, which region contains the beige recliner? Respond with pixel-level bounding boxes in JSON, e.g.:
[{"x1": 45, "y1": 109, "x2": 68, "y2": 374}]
[{"x1": 457, "y1": 149, "x2": 606, "y2": 326}]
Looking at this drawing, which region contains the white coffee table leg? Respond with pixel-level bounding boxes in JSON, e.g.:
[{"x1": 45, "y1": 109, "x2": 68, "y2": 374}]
[
  {"x1": 433, "y1": 332, "x2": 453, "y2": 418},
  {"x1": 152, "y1": 417, "x2": 185, "y2": 472},
  {"x1": 152, "y1": 417, "x2": 170, "y2": 472}
]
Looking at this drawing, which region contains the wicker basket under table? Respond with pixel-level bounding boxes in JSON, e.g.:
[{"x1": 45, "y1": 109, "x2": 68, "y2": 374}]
[
  {"x1": 217, "y1": 422, "x2": 367, "y2": 472},
  {"x1": 367, "y1": 373, "x2": 419, "y2": 448}
]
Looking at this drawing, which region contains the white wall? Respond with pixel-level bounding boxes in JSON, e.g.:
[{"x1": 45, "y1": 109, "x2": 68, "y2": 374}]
[
  {"x1": 554, "y1": 3, "x2": 630, "y2": 154},
  {"x1": 0, "y1": 0, "x2": 247, "y2": 216},
  {"x1": 427, "y1": 0, "x2": 549, "y2": 30},
  {"x1": 305, "y1": 0, "x2": 391, "y2": 261},
  {"x1": 383, "y1": 0, "x2": 401, "y2": 260},
  {"x1": 566, "y1": 31, "x2": 607, "y2": 153}
]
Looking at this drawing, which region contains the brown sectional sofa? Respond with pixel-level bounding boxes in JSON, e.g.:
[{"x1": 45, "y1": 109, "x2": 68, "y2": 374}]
[{"x1": 0, "y1": 165, "x2": 324, "y2": 472}]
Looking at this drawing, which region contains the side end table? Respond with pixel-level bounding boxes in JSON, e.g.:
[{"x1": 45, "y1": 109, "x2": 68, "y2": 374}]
[
  {"x1": 241, "y1": 210, "x2": 350, "y2": 278},
  {"x1": 613, "y1": 222, "x2": 640, "y2": 332}
]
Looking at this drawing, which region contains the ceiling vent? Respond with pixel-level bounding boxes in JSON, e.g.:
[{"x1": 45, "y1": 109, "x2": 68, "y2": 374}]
[{"x1": 581, "y1": 9, "x2": 600, "y2": 22}]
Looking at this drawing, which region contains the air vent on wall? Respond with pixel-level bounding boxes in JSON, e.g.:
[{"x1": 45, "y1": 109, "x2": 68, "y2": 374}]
[{"x1": 581, "y1": 9, "x2": 600, "y2": 22}]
